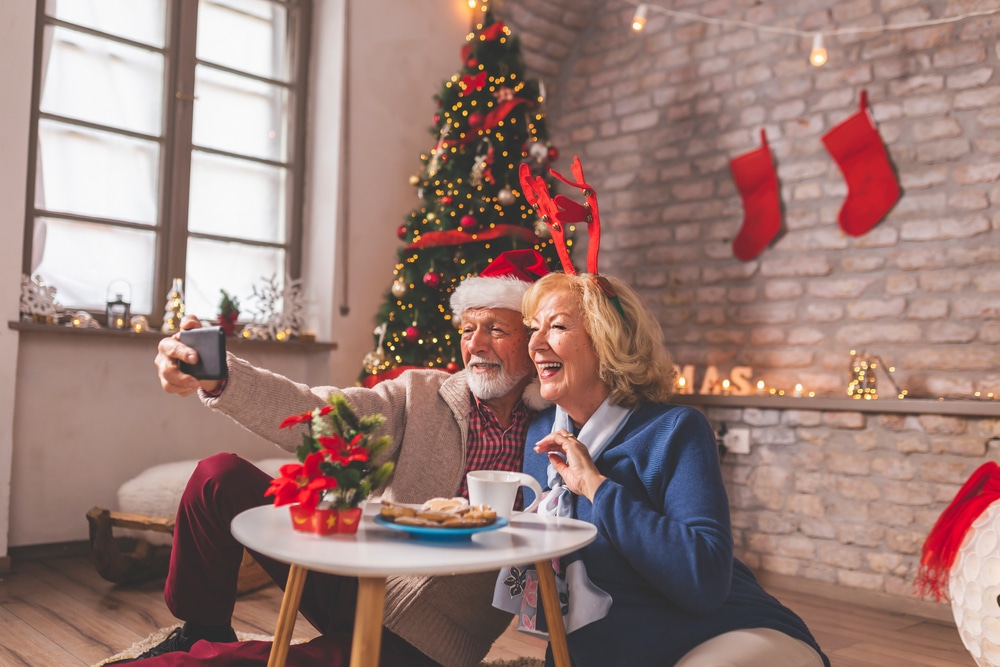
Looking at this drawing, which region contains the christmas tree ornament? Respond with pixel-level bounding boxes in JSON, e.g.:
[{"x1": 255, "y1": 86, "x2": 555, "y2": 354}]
[
  {"x1": 468, "y1": 111, "x2": 484, "y2": 128},
  {"x1": 423, "y1": 270, "x2": 442, "y2": 288},
  {"x1": 548, "y1": 145, "x2": 559, "y2": 161},
  {"x1": 362, "y1": 324, "x2": 388, "y2": 374},
  {"x1": 822, "y1": 89, "x2": 901, "y2": 237},
  {"x1": 391, "y1": 280, "x2": 408, "y2": 298},
  {"x1": 426, "y1": 211, "x2": 437, "y2": 222},
  {"x1": 441, "y1": 195, "x2": 453, "y2": 206},
  {"x1": 445, "y1": 361, "x2": 460, "y2": 373},
  {"x1": 409, "y1": 174, "x2": 421, "y2": 186},
  {"x1": 459, "y1": 214, "x2": 478, "y2": 231},
  {"x1": 533, "y1": 218, "x2": 551, "y2": 239},
  {"x1": 729, "y1": 129, "x2": 781, "y2": 262},
  {"x1": 404, "y1": 325, "x2": 420, "y2": 341},
  {"x1": 396, "y1": 224, "x2": 408, "y2": 240},
  {"x1": 497, "y1": 187, "x2": 516, "y2": 206}
]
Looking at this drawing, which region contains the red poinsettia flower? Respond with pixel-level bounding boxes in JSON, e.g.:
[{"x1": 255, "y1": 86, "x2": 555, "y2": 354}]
[
  {"x1": 278, "y1": 405, "x2": 333, "y2": 430},
  {"x1": 265, "y1": 453, "x2": 339, "y2": 509}
]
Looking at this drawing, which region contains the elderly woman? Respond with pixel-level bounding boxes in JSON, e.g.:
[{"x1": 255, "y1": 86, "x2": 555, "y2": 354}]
[{"x1": 498, "y1": 271, "x2": 829, "y2": 667}]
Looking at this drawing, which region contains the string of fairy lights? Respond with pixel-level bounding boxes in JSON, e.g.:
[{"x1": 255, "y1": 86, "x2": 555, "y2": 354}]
[{"x1": 627, "y1": 1, "x2": 1000, "y2": 67}]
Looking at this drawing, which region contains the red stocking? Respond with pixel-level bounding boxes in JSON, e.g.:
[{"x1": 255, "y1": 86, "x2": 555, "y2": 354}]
[
  {"x1": 730, "y1": 129, "x2": 781, "y2": 261},
  {"x1": 822, "y1": 89, "x2": 900, "y2": 237}
]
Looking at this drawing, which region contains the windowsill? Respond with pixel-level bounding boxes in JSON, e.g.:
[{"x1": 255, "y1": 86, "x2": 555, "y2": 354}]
[
  {"x1": 8, "y1": 320, "x2": 337, "y2": 351},
  {"x1": 671, "y1": 392, "x2": 1000, "y2": 418}
]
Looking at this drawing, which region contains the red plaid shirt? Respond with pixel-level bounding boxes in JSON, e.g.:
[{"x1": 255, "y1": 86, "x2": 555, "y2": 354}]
[{"x1": 456, "y1": 395, "x2": 535, "y2": 505}]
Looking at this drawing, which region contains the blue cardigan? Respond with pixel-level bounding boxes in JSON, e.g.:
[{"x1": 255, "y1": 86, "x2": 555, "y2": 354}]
[{"x1": 524, "y1": 403, "x2": 830, "y2": 667}]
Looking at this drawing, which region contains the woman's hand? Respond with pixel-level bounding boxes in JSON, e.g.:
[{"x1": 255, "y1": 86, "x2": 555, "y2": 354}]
[
  {"x1": 535, "y1": 430, "x2": 607, "y2": 502},
  {"x1": 153, "y1": 315, "x2": 219, "y2": 396}
]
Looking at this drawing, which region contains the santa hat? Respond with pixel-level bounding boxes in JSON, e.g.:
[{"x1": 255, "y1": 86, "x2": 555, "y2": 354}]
[{"x1": 450, "y1": 248, "x2": 549, "y2": 322}]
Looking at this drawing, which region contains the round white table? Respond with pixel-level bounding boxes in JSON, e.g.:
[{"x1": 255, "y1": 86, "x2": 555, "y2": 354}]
[{"x1": 231, "y1": 503, "x2": 597, "y2": 667}]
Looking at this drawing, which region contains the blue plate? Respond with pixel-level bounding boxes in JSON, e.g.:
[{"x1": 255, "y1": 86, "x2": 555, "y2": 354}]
[{"x1": 373, "y1": 514, "x2": 508, "y2": 541}]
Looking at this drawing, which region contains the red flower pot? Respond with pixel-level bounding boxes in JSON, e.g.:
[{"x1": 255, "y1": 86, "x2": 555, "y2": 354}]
[
  {"x1": 289, "y1": 504, "x2": 315, "y2": 532},
  {"x1": 288, "y1": 505, "x2": 363, "y2": 535},
  {"x1": 313, "y1": 507, "x2": 363, "y2": 535}
]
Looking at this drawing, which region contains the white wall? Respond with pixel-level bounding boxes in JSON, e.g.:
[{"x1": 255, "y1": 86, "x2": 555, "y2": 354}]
[
  {"x1": 0, "y1": 0, "x2": 36, "y2": 561},
  {"x1": 2, "y1": 1, "x2": 471, "y2": 549}
]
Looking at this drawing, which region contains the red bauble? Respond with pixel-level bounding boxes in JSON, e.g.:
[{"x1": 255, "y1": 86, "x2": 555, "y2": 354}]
[
  {"x1": 468, "y1": 112, "x2": 484, "y2": 128},
  {"x1": 404, "y1": 326, "x2": 420, "y2": 340},
  {"x1": 467, "y1": 58, "x2": 479, "y2": 69},
  {"x1": 548, "y1": 146, "x2": 560, "y2": 161},
  {"x1": 459, "y1": 214, "x2": 477, "y2": 231},
  {"x1": 423, "y1": 271, "x2": 441, "y2": 288},
  {"x1": 396, "y1": 225, "x2": 408, "y2": 240},
  {"x1": 445, "y1": 361, "x2": 460, "y2": 373},
  {"x1": 433, "y1": 114, "x2": 440, "y2": 124},
  {"x1": 441, "y1": 195, "x2": 453, "y2": 206}
]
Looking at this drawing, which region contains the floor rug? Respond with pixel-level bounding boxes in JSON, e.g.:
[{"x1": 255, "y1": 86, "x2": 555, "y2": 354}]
[{"x1": 94, "y1": 626, "x2": 544, "y2": 667}]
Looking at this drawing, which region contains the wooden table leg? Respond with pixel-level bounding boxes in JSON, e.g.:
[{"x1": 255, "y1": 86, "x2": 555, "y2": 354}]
[
  {"x1": 535, "y1": 559, "x2": 571, "y2": 667},
  {"x1": 267, "y1": 563, "x2": 308, "y2": 667},
  {"x1": 350, "y1": 576, "x2": 387, "y2": 667}
]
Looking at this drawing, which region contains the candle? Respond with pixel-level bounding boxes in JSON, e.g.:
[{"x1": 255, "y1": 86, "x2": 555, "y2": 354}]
[
  {"x1": 793, "y1": 383, "x2": 803, "y2": 398},
  {"x1": 756, "y1": 380, "x2": 765, "y2": 395},
  {"x1": 677, "y1": 376, "x2": 687, "y2": 394},
  {"x1": 721, "y1": 379, "x2": 731, "y2": 396}
]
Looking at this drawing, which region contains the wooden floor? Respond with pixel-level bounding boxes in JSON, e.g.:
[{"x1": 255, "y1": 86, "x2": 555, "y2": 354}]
[{"x1": 0, "y1": 549, "x2": 975, "y2": 666}]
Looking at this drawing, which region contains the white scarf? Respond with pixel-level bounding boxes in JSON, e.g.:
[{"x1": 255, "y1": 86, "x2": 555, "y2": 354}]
[{"x1": 493, "y1": 397, "x2": 632, "y2": 635}]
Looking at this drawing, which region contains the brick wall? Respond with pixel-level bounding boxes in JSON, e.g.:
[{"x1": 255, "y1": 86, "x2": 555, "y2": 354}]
[{"x1": 503, "y1": 0, "x2": 1000, "y2": 611}]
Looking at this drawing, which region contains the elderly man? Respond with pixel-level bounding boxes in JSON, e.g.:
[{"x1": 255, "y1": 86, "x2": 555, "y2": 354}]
[{"x1": 113, "y1": 249, "x2": 550, "y2": 666}]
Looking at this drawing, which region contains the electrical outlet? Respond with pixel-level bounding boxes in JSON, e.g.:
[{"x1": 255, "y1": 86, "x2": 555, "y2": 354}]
[{"x1": 724, "y1": 428, "x2": 751, "y2": 455}]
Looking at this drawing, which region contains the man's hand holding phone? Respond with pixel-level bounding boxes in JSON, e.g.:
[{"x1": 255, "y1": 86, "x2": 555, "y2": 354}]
[{"x1": 154, "y1": 316, "x2": 227, "y2": 397}]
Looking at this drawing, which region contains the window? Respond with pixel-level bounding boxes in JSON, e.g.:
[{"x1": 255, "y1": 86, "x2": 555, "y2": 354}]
[{"x1": 24, "y1": 0, "x2": 311, "y2": 324}]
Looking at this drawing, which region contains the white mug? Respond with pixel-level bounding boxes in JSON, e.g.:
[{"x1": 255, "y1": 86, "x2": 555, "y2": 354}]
[{"x1": 467, "y1": 470, "x2": 542, "y2": 519}]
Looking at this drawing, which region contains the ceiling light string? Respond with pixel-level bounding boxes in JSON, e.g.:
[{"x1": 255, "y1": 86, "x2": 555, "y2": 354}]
[{"x1": 628, "y1": 1, "x2": 1000, "y2": 67}]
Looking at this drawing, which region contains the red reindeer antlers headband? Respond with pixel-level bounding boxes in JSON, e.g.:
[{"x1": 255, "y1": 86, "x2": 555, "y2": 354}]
[
  {"x1": 519, "y1": 157, "x2": 626, "y2": 320},
  {"x1": 518, "y1": 156, "x2": 601, "y2": 276}
]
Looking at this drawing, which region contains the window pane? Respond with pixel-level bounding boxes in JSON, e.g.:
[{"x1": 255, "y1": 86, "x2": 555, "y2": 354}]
[
  {"x1": 37, "y1": 119, "x2": 159, "y2": 225},
  {"x1": 42, "y1": 25, "x2": 164, "y2": 136},
  {"x1": 185, "y1": 238, "x2": 285, "y2": 320},
  {"x1": 32, "y1": 217, "x2": 155, "y2": 313},
  {"x1": 47, "y1": 0, "x2": 167, "y2": 47},
  {"x1": 197, "y1": 0, "x2": 289, "y2": 82},
  {"x1": 188, "y1": 151, "x2": 286, "y2": 243},
  {"x1": 192, "y1": 64, "x2": 288, "y2": 161}
]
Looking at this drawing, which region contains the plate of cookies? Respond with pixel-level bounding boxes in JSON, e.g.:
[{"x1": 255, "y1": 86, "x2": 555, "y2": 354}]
[{"x1": 374, "y1": 497, "x2": 507, "y2": 540}]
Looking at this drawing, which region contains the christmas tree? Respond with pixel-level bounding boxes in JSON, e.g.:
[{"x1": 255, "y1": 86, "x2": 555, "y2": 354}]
[{"x1": 358, "y1": 5, "x2": 567, "y2": 386}]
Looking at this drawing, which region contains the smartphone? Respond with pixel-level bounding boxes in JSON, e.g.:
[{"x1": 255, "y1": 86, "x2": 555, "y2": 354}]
[{"x1": 178, "y1": 326, "x2": 228, "y2": 381}]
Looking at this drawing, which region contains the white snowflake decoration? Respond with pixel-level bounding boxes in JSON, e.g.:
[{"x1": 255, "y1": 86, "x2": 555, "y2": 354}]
[
  {"x1": 247, "y1": 274, "x2": 306, "y2": 340},
  {"x1": 20, "y1": 274, "x2": 64, "y2": 322}
]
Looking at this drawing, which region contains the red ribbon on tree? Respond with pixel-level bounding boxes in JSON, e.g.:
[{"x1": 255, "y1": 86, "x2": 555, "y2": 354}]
[
  {"x1": 459, "y1": 71, "x2": 487, "y2": 96},
  {"x1": 405, "y1": 224, "x2": 541, "y2": 251},
  {"x1": 915, "y1": 462, "x2": 1000, "y2": 602}
]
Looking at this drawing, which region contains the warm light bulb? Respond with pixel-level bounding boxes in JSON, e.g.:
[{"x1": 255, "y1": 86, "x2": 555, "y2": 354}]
[
  {"x1": 632, "y1": 4, "x2": 648, "y2": 32},
  {"x1": 810, "y1": 33, "x2": 828, "y2": 67},
  {"x1": 468, "y1": 0, "x2": 476, "y2": 7}
]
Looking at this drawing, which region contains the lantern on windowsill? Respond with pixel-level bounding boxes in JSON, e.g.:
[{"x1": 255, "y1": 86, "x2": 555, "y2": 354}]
[{"x1": 106, "y1": 280, "x2": 131, "y2": 330}]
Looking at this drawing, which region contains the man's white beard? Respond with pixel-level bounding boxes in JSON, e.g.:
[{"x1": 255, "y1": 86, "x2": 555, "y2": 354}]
[{"x1": 466, "y1": 359, "x2": 529, "y2": 400}]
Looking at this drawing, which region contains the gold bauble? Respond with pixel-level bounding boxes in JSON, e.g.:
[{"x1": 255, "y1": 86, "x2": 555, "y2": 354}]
[
  {"x1": 408, "y1": 174, "x2": 420, "y2": 186},
  {"x1": 391, "y1": 280, "x2": 408, "y2": 298}
]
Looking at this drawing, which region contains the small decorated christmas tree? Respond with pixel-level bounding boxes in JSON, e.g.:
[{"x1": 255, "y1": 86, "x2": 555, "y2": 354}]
[{"x1": 358, "y1": 3, "x2": 567, "y2": 386}]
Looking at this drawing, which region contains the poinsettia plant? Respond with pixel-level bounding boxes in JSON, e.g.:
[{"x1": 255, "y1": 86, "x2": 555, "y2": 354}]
[{"x1": 265, "y1": 393, "x2": 395, "y2": 510}]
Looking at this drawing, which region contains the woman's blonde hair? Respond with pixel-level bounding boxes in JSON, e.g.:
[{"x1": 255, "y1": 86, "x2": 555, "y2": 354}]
[{"x1": 522, "y1": 272, "x2": 677, "y2": 407}]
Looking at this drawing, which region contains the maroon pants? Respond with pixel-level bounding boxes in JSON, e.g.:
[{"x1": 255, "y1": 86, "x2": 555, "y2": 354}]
[{"x1": 144, "y1": 453, "x2": 438, "y2": 667}]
